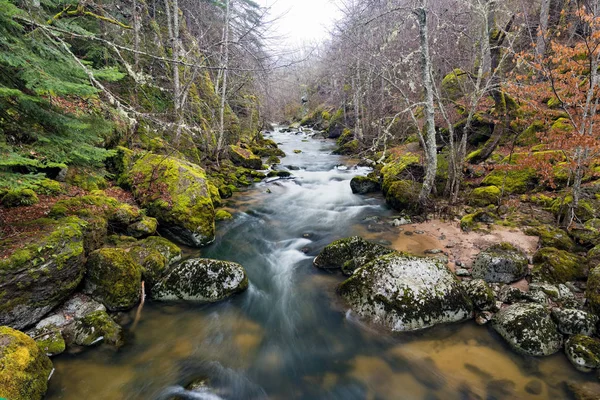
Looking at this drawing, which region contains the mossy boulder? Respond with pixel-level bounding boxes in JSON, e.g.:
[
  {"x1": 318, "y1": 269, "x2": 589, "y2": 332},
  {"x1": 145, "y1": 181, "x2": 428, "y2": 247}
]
[
  {"x1": 350, "y1": 176, "x2": 380, "y2": 195},
  {"x1": 26, "y1": 325, "x2": 65, "y2": 356},
  {"x1": 552, "y1": 198, "x2": 597, "y2": 225},
  {"x1": 215, "y1": 210, "x2": 233, "y2": 221},
  {"x1": 129, "y1": 153, "x2": 215, "y2": 247},
  {"x1": 0, "y1": 189, "x2": 39, "y2": 207},
  {"x1": 313, "y1": 236, "x2": 395, "y2": 275},
  {"x1": 524, "y1": 225, "x2": 575, "y2": 251},
  {"x1": 0, "y1": 217, "x2": 86, "y2": 329},
  {"x1": 125, "y1": 237, "x2": 182, "y2": 289},
  {"x1": 551, "y1": 308, "x2": 598, "y2": 336},
  {"x1": 338, "y1": 253, "x2": 473, "y2": 332},
  {"x1": 65, "y1": 167, "x2": 107, "y2": 191},
  {"x1": 491, "y1": 303, "x2": 562, "y2": 356},
  {"x1": 570, "y1": 218, "x2": 600, "y2": 248},
  {"x1": 481, "y1": 168, "x2": 537, "y2": 194},
  {"x1": 151, "y1": 258, "x2": 248, "y2": 302},
  {"x1": 588, "y1": 245, "x2": 600, "y2": 268},
  {"x1": 586, "y1": 266, "x2": 600, "y2": 315},
  {"x1": 468, "y1": 186, "x2": 501, "y2": 207},
  {"x1": 565, "y1": 335, "x2": 600, "y2": 372},
  {"x1": 0, "y1": 326, "x2": 54, "y2": 400},
  {"x1": 83, "y1": 248, "x2": 142, "y2": 311},
  {"x1": 126, "y1": 216, "x2": 158, "y2": 238},
  {"x1": 385, "y1": 180, "x2": 422, "y2": 214},
  {"x1": 441, "y1": 68, "x2": 469, "y2": 101},
  {"x1": 471, "y1": 243, "x2": 529, "y2": 283},
  {"x1": 531, "y1": 247, "x2": 586, "y2": 284},
  {"x1": 461, "y1": 279, "x2": 495, "y2": 311},
  {"x1": 460, "y1": 210, "x2": 496, "y2": 232},
  {"x1": 229, "y1": 145, "x2": 262, "y2": 170},
  {"x1": 380, "y1": 153, "x2": 421, "y2": 193}
]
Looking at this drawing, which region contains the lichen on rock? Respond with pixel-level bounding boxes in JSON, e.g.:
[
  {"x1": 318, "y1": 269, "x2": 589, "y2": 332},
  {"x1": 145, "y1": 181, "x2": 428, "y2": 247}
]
[
  {"x1": 565, "y1": 335, "x2": 600, "y2": 372},
  {"x1": 313, "y1": 236, "x2": 394, "y2": 275},
  {"x1": 471, "y1": 243, "x2": 529, "y2": 283}
]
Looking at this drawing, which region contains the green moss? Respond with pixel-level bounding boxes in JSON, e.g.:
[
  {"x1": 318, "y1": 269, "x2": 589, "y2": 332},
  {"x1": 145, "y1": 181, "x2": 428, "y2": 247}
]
[
  {"x1": 0, "y1": 326, "x2": 53, "y2": 400},
  {"x1": 84, "y1": 248, "x2": 142, "y2": 311},
  {"x1": 524, "y1": 225, "x2": 575, "y2": 251},
  {"x1": 469, "y1": 186, "x2": 501, "y2": 207},
  {"x1": 215, "y1": 210, "x2": 233, "y2": 221},
  {"x1": 229, "y1": 145, "x2": 262, "y2": 170},
  {"x1": 29, "y1": 325, "x2": 65, "y2": 356},
  {"x1": 552, "y1": 117, "x2": 573, "y2": 132},
  {"x1": 77, "y1": 310, "x2": 123, "y2": 347},
  {"x1": 106, "y1": 146, "x2": 134, "y2": 187},
  {"x1": 126, "y1": 216, "x2": 158, "y2": 238},
  {"x1": 336, "y1": 128, "x2": 354, "y2": 147},
  {"x1": 66, "y1": 167, "x2": 107, "y2": 191},
  {"x1": 385, "y1": 180, "x2": 422, "y2": 214},
  {"x1": 481, "y1": 168, "x2": 537, "y2": 194},
  {"x1": 460, "y1": 211, "x2": 495, "y2": 232},
  {"x1": 1, "y1": 189, "x2": 39, "y2": 207},
  {"x1": 380, "y1": 153, "x2": 421, "y2": 193},
  {"x1": 266, "y1": 155, "x2": 281, "y2": 164},
  {"x1": 441, "y1": 68, "x2": 468, "y2": 100},
  {"x1": 586, "y1": 266, "x2": 600, "y2": 314},
  {"x1": 207, "y1": 182, "x2": 223, "y2": 208},
  {"x1": 34, "y1": 179, "x2": 63, "y2": 196},
  {"x1": 125, "y1": 237, "x2": 181, "y2": 289},
  {"x1": 466, "y1": 149, "x2": 482, "y2": 164},
  {"x1": 550, "y1": 196, "x2": 597, "y2": 223},
  {"x1": 532, "y1": 247, "x2": 586, "y2": 284}
]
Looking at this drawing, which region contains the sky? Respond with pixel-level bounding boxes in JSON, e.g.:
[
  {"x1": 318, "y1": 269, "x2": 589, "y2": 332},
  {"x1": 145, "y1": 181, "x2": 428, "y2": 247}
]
[{"x1": 262, "y1": 0, "x2": 341, "y2": 48}]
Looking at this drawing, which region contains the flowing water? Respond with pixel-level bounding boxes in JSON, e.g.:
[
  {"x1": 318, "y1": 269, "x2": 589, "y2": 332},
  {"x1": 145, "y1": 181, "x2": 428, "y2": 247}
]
[{"x1": 47, "y1": 129, "x2": 592, "y2": 399}]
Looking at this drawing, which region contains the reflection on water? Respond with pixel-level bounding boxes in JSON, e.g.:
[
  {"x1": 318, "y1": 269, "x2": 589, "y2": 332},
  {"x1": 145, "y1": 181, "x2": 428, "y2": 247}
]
[{"x1": 47, "y1": 129, "x2": 590, "y2": 399}]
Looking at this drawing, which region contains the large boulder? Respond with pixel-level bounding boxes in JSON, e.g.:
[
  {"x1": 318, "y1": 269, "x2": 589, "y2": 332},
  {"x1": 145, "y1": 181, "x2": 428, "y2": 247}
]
[
  {"x1": 338, "y1": 253, "x2": 473, "y2": 332},
  {"x1": 471, "y1": 243, "x2": 529, "y2": 283},
  {"x1": 83, "y1": 248, "x2": 142, "y2": 311},
  {"x1": 551, "y1": 308, "x2": 598, "y2": 336},
  {"x1": 0, "y1": 217, "x2": 86, "y2": 329},
  {"x1": 532, "y1": 247, "x2": 586, "y2": 284},
  {"x1": 151, "y1": 259, "x2": 248, "y2": 302},
  {"x1": 385, "y1": 180, "x2": 423, "y2": 214},
  {"x1": 565, "y1": 335, "x2": 600, "y2": 372},
  {"x1": 585, "y1": 266, "x2": 600, "y2": 314},
  {"x1": 229, "y1": 145, "x2": 263, "y2": 170},
  {"x1": 129, "y1": 153, "x2": 215, "y2": 247},
  {"x1": 491, "y1": 303, "x2": 562, "y2": 356},
  {"x1": 313, "y1": 236, "x2": 394, "y2": 275},
  {"x1": 350, "y1": 176, "x2": 380, "y2": 195},
  {"x1": 125, "y1": 236, "x2": 182, "y2": 289},
  {"x1": 461, "y1": 279, "x2": 496, "y2": 311},
  {"x1": 525, "y1": 225, "x2": 575, "y2": 251},
  {"x1": 0, "y1": 326, "x2": 54, "y2": 400}
]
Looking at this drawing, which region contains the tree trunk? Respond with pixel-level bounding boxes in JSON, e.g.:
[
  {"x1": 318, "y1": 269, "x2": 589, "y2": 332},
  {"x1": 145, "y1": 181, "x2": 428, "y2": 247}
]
[
  {"x1": 216, "y1": 0, "x2": 231, "y2": 159},
  {"x1": 416, "y1": 1, "x2": 437, "y2": 204},
  {"x1": 537, "y1": 0, "x2": 551, "y2": 56}
]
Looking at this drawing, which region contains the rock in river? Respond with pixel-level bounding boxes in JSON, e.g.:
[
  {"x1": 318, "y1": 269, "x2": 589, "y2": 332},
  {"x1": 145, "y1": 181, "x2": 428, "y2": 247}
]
[
  {"x1": 565, "y1": 335, "x2": 600, "y2": 372},
  {"x1": 471, "y1": 243, "x2": 529, "y2": 284},
  {"x1": 151, "y1": 258, "x2": 249, "y2": 302},
  {"x1": 491, "y1": 303, "x2": 562, "y2": 356},
  {"x1": 338, "y1": 252, "x2": 473, "y2": 332},
  {"x1": 0, "y1": 326, "x2": 54, "y2": 400},
  {"x1": 314, "y1": 236, "x2": 395, "y2": 275}
]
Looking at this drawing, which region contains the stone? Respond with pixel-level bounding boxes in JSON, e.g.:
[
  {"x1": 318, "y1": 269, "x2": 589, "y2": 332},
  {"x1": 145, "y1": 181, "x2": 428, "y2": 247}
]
[
  {"x1": 498, "y1": 286, "x2": 524, "y2": 304},
  {"x1": 585, "y1": 266, "x2": 600, "y2": 315},
  {"x1": 551, "y1": 308, "x2": 598, "y2": 336},
  {"x1": 565, "y1": 335, "x2": 600, "y2": 372},
  {"x1": 313, "y1": 236, "x2": 395, "y2": 276},
  {"x1": 229, "y1": 145, "x2": 263, "y2": 170},
  {"x1": 0, "y1": 326, "x2": 53, "y2": 400},
  {"x1": 126, "y1": 216, "x2": 158, "y2": 238},
  {"x1": 532, "y1": 247, "x2": 587, "y2": 284},
  {"x1": 339, "y1": 253, "x2": 473, "y2": 332},
  {"x1": 125, "y1": 236, "x2": 182, "y2": 289},
  {"x1": 350, "y1": 176, "x2": 380, "y2": 194},
  {"x1": 0, "y1": 217, "x2": 86, "y2": 329},
  {"x1": 461, "y1": 279, "x2": 495, "y2": 311},
  {"x1": 567, "y1": 382, "x2": 600, "y2": 400},
  {"x1": 151, "y1": 258, "x2": 248, "y2": 302},
  {"x1": 455, "y1": 268, "x2": 471, "y2": 277},
  {"x1": 26, "y1": 325, "x2": 65, "y2": 356},
  {"x1": 491, "y1": 303, "x2": 562, "y2": 356},
  {"x1": 471, "y1": 243, "x2": 529, "y2": 283},
  {"x1": 475, "y1": 311, "x2": 493, "y2": 325}
]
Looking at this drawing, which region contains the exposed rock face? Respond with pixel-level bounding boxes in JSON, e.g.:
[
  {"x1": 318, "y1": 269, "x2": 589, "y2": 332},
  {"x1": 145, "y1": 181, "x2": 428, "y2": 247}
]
[
  {"x1": 83, "y1": 248, "x2": 142, "y2": 311},
  {"x1": 0, "y1": 326, "x2": 54, "y2": 400},
  {"x1": 151, "y1": 258, "x2": 249, "y2": 302},
  {"x1": 565, "y1": 335, "x2": 600, "y2": 372},
  {"x1": 0, "y1": 217, "x2": 87, "y2": 330},
  {"x1": 129, "y1": 153, "x2": 216, "y2": 247},
  {"x1": 532, "y1": 247, "x2": 586, "y2": 284},
  {"x1": 338, "y1": 253, "x2": 473, "y2": 332},
  {"x1": 471, "y1": 243, "x2": 529, "y2": 283},
  {"x1": 551, "y1": 308, "x2": 598, "y2": 336},
  {"x1": 313, "y1": 236, "x2": 394, "y2": 275},
  {"x1": 229, "y1": 145, "x2": 263, "y2": 170},
  {"x1": 350, "y1": 176, "x2": 380, "y2": 195},
  {"x1": 491, "y1": 303, "x2": 562, "y2": 356}
]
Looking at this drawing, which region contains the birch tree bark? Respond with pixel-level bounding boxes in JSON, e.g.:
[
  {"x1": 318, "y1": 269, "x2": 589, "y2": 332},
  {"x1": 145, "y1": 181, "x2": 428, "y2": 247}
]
[
  {"x1": 537, "y1": 0, "x2": 551, "y2": 56},
  {"x1": 216, "y1": 0, "x2": 232, "y2": 159}
]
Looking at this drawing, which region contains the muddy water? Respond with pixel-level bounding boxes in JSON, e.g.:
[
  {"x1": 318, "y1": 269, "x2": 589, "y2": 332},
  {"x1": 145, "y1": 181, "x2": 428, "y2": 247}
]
[{"x1": 47, "y1": 129, "x2": 590, "y2": 399}]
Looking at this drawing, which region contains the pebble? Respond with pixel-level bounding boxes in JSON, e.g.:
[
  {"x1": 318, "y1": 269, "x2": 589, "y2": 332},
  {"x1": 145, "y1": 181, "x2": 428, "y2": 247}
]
[
  {"x1": 476, "y1": 311, "x2": 493, "y2": 325},
  {"x1": 404, "y1": 231, "x2": 414, "y2": 236},
  {"x1": 390, "y1": 217, "x2": 411, "y2": 226},
  {"x1": 424, "y1": 249, "x2": 443, "y2": 255},
  {"x1": 455, "y1": 268, "x2": 471, "y2": 277},
  {"x1": 415, "y1": 230, "x2": 425, "y2": 235}
]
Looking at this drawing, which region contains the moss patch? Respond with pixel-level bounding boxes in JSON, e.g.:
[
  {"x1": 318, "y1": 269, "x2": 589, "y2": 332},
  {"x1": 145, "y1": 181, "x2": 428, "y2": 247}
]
[{"x1": 532, "y1": 247, "x2": 586, "y2": 284}]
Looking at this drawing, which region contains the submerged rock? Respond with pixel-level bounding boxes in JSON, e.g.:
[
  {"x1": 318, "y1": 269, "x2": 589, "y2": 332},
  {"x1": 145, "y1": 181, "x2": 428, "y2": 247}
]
[
  {"x1": 151, "y1": 259, "x2": 248, "y2": 302},
  {"x1": 565, "y1": 335, "x2": 600, "y2": 372},
  {"x1": 0, "y1": 217, "x2": 86, "y2": 329},
  {"x1": 551, "y1": 308, "x2": 598, "y2": 336},
  {"x1": 491, "y1": 303, "x2": 562, "y2": 356},
  {"x1": 567, "y1": 382, "x2": 600, "y2": 400},
  {"x1": 338, "y1": 253, "x2": 473, "y2": 332},
  {"x1": 471, "y1": 243, "x2": 529, "y2": 284},
  {"x1": 83, "y1": 248, "x2": 142, "y2": 311},
  {"x1": 0, "y1": 326, "x2": 54, "y2": 400},
  {"x1": 313, "y1": 236, "x2": 394, "y2": 275},
  {"x1": 129, "y1": 153, "x2": 215, "y2": 247}
]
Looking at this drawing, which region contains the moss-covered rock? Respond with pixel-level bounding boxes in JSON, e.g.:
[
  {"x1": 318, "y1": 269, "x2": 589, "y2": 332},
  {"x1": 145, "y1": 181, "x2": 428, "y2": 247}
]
[
  {"x1": 83, "y1": 248, "x2": 142, "y2": 311},
  {"x1": 338, "y1": 253, "x2": 473, "y2": 332},
  {"x1": 471, "y1": 243, "x2": 528, "y2": 283},
  {"x1": 124, "y1": 237, "x2": 181, "y2": 290},
  {"x1": 229, "y1": 145, "x2": 263, "y2": 170},
  {"x1": 468, "y1": 186, "x2": 501, "y2": 207},
  {"x1": 565, "y1": 335, "x2": 600, "y2": 372},
  {"x1": 461, "y1": 279, "x2": 495, "y2": 311},
  {"x1": 313, "y1": 236, "x2": 395, "y2": 275},
  {"x1": 441, "y1": 68, "x2": 469, "y2": 101},
  {"x1": 551, "y1": 308, "x2": 598, "y2": 336},
  {"x1": 552, "y1": 197, "x2": 597, "y2": 225},
  {"x1": 531, "y1": 247, "x2": 586, "y2": 284},
  {"x1": 0, "y1": 217, "x2": 86, "y2": 329},
  {"x1": 34, "y1": 179, "x2": 63, "y2": 196},
  {"x1": 215, "y1": 210, "x2": 233, "y2": 221},
  {"x1": 26, "y1": 325, "x2": 65, "y2": 356},
  {"x1": 586, "y1": 266, "x2": 600, "y2": 315},
  {"x1": 481, "y1": 168, "x2": 537, "y2": 194},
  {"x1": 385, "y1": 180, "x2": 422, "y2": 214},
  {"x1": 126, "y1": 216, "x2": 158, "y2": 238},
  {"x1": 524, "y1": 225, "x2": 575, "y2": 251},
  {"x1": 491, "y1": 303, "x2": 562, "y2": 356},
  {"x1": 350, "y1": 176, "x2": 380, "y2": 195},
  {"x1": 151, "y1": 258, "x2": 248, "y2": 302},
  {"x1": 333, "y1": 139, "x2": 359, "y2": 155},
  {"x1": 66, "y1": 167, "x2": 108, "y2": 191},
  {"x1": 1, "y1": 188, "x2": 39, "y2": 207},
  {"x1": 570, "y1": 218, "x2": 600, "y2": 247},
  {"x1": 460, "y1": 210, "x2": 496, "y2": 232},
  {"x1": 0, "y1": 326, "x2": 53, "y2": 400},
  {"x1": 129, "y1": 153, "x2": 215, "y2": 247},
  {"x1": 380, "y1": 153, "x2": 421, "y2": 193},
  {"x1": 587, "y1": 245, "x2": 600, "y2": 268},
  {"x1": 66, "y1": 310, "x2": 123, "y2": 347}
]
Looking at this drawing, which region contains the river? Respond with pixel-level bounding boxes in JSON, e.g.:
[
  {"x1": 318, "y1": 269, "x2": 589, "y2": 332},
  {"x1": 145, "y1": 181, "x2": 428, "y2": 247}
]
[{"x1": 47, "y1": 128, "x2": 590, "y2": 399}]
